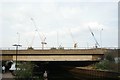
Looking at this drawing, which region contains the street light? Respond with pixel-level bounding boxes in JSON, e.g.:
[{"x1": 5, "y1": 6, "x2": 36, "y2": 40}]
[
  {"x1": 100, "y1": 28, "x2": 103, "y2": 48},
  {"x1": 13, "y1": 44, "x2": 22, "y2": 71}
]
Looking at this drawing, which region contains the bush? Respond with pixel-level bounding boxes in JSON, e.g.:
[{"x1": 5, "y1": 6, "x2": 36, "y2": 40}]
[
  {"x1": 105, "y1": 53, "x2": 114, "y2": 62},
  {"x1": 95, "y1": 60, "x2": 110, "y2": 70},
  {"x1": 27, "y1": 47, "x2": 34, "y2": 50},
  {"x1": 50, "y1": 47, "x2": 57, "y2": 50},
  {"x1": 15, "y1": 62, "x2": 34, "y2": 80},
  {"x1": 95, "y1": 49, "x2": 119, "y2": 72}
]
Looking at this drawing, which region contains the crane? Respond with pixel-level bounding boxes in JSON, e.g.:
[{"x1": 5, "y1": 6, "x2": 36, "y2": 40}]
[
  {"x1": 41, "y1": 33, "x2": 47, "y2": 50},
  {"x1": 30, "y1": 18, "x2": 47, "y2": 49},
  {"x1": 88, "y1": 26, "x2": 100, "y2": 48},
  {"x1": 69, "y1": 29, "x2": 77, "y2": 49}
]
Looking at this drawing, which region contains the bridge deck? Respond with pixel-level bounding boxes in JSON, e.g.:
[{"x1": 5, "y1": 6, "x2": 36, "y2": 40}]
[{"x1": 1, "y1": 49, "x2": 107, "y2": 61}]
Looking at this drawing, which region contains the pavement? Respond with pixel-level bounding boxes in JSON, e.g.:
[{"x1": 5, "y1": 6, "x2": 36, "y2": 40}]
[{"x1": 1, "y1": 71, "x2": 14, "y2": 80}]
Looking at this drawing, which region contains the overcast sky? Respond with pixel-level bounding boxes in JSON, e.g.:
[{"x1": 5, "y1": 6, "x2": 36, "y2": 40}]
[{"x1": 0, "y1": 0, "x2": 119, "y2": 49}]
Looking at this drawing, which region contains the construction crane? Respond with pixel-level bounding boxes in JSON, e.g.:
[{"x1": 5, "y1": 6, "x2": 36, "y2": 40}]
[
  {"x1": 30, "y1": 18, "x2": 47, "y2": 49},
  {"x1": 69, "y1": 29, "x2": 77, "y2": 49},
  {"x1": 88, "y1": 26, "x2": 100, "y2": 48},
  {"x1": 41, "y1": 33, "x2": 47, "y2": 50}
]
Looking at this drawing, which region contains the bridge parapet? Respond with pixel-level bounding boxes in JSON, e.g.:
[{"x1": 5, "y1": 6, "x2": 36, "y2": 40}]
[
  {"x1": 1, "y1": 48, "x2": 108, "y2": 61},
  {"x1": 1, "y1": 48, "x2": 107, "y2": 55}
]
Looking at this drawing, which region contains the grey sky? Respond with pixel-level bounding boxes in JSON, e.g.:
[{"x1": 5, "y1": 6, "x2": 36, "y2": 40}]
[{"x1": 0, "y1": 0, "x2": 119, "y2": 49}]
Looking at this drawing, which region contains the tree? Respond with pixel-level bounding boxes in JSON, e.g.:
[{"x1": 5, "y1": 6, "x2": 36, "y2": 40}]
[
  {"x1": 15, "y1": 62, "x2": 34, "y2": 80},
  {"x1": 95, "y1": 60, "x2": 110, "y2": 70},
  {"x1": 95, "y1": 50, "x2": 117, "y2": 71},
  {"x1": 105, "y1": 53, "x2": 114, "y2": 62}
]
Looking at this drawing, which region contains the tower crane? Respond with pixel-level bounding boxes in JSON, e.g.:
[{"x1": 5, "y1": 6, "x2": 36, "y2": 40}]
[
  {"x1": 88, "y1": 26, "x2": 100, "y2": 48},
  {"x1": 41, "y1": 33, "x2": 47, "y2": 50},
  {"x1": 69, "y1": 29, "x2": 77, "y2": 49},
  {"x1": 30, "y1": 18, "x2": 47, "y2": 49}
]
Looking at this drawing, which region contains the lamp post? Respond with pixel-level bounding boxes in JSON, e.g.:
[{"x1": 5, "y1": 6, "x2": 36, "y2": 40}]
[
  {"x1": 13, "y1": 44, "x2": 22, "y2": 71},
  {"x1": 100, "y1": 28, "x2": 103, "y2": 48}
]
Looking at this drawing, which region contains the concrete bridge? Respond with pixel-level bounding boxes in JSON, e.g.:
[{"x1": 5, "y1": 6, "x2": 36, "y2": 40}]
[{"x1": 1, "y1": 48, "x2": 107, "y2": 61}]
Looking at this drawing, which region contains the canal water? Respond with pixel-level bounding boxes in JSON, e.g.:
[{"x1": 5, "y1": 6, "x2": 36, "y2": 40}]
[{"x1": 47, "y1": 65, "x2": 80, "y2": 80}]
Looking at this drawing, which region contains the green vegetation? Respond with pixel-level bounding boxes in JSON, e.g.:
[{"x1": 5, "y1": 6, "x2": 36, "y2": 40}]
[
  {"x1": 94, "y1": 50, "x2": 119, "y2": 72},
  {"x1": 95, "y1": 60, "x2": 112, "y2": 70},
  {"x1": 15, "y1": 62, "x2": 33, "y2": 80},
  {"x1": 51, "y1": 47, "x2": 64, "y2": 50},
  {"x1": 27, "y1": 47, "x2": 34, "y2": 50},
  {"x1": 105, "y1": 52, "x2": 115, "y2": 62},
  {"x1": 15, "y1": 62, "x2": 42, "y2": 80},
  {"x1": 58, "y1": 47, "x2": 64, "y2": 50},
  {"x1": 50, "y1": 47, "x2": 57, "y2": 50}
]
